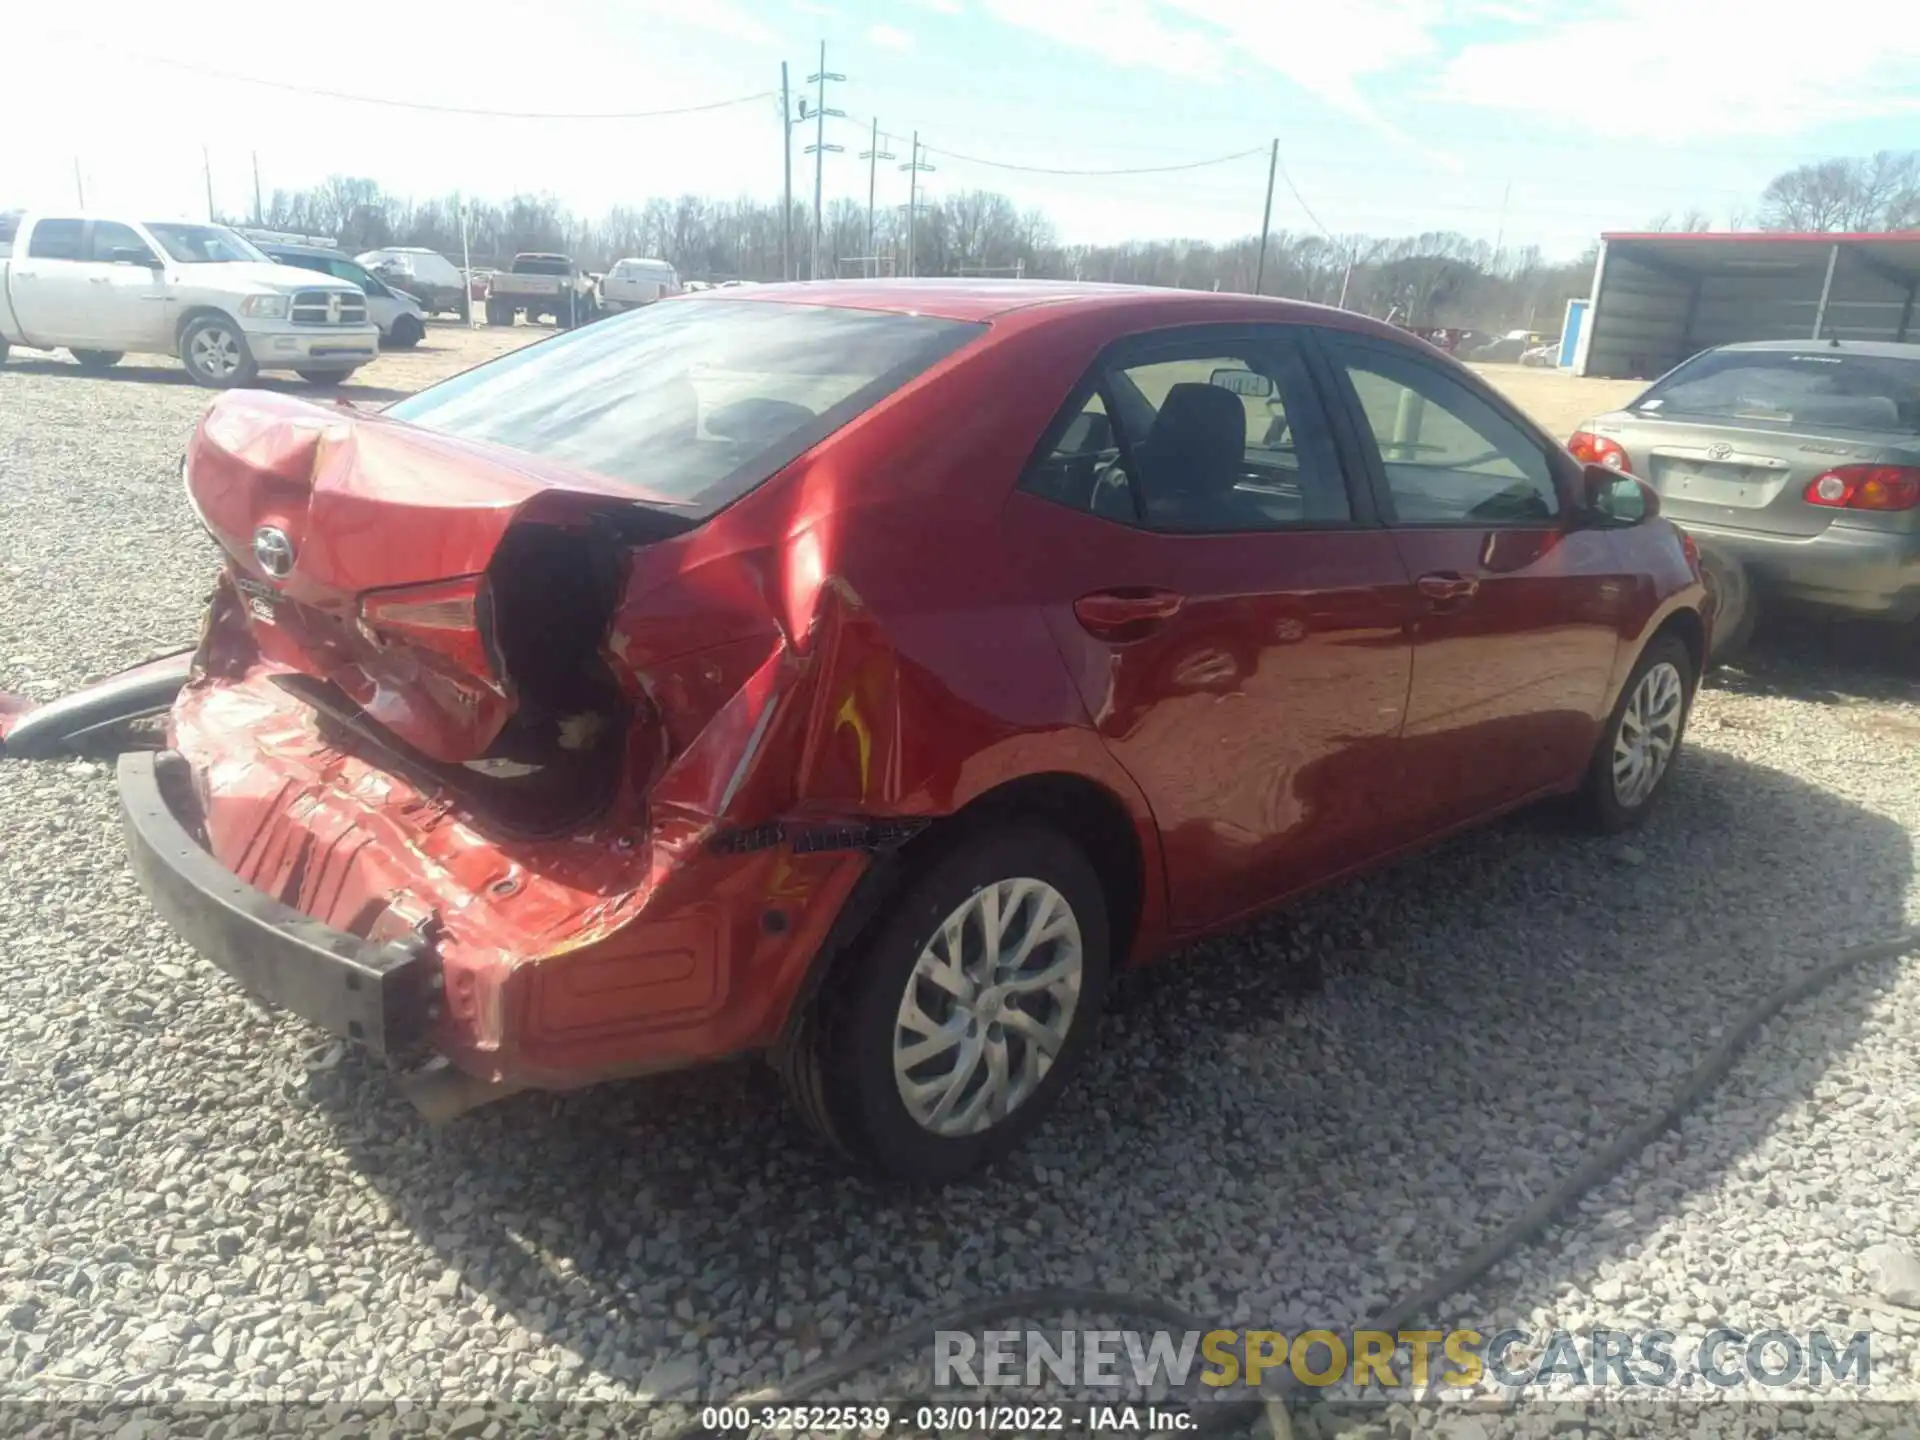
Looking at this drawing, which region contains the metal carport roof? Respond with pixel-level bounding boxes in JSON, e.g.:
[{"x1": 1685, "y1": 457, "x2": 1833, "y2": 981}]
[{"x1": 1576, "y1": 231, "x2": 1920, "y2": 379}]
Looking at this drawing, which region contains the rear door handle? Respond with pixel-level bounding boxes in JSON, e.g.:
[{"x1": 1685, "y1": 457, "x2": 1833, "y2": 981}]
[
  {"x1": 1416, "y1": 571, "x2": 1481, "y2": 606},
  {"x1": 90, "y1": 276, "x2": 112, "y2": 284},
  {"x1": 1073, "y1": 588, "x2": 1185, "y2": 640}
]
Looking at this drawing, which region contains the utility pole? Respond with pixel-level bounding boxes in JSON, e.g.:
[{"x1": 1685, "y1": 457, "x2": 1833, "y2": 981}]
[
  {"x1": 805, "y1": 42, "x2": 846, "y2": 280},
  {"x1": 203, "y1": 146, "x2": 216, "y2": 222},
  {"x1": 859, "y1": 118, "x2": 895, "y2": 276},
  {"x1": 1493, "y1": 180, "x2": 1511, "y2": 271},
  {"x1": 73, "y1": 158, "x2": 85, "y2": 208},
  {"x1": 779, "y1": 63, "x2": 794, "y2": 281},
  {"x1": 252, "y1": 152, "x2": 264, "y2": 225},
  {"x1": 1254, "y1": 139, "x2": 1278, "y2": 296},
  {"x1": 899, "y1": 133, "x2": 934, "y2": 278},
  {"x1": 1337, "y1": 246, "x2": 1355, "y2": 309}
]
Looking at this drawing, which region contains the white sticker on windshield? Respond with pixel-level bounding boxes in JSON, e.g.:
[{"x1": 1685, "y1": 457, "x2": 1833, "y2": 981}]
[{"x1": 1641, "y1": 399, "x2": 1663, "y2": 410}]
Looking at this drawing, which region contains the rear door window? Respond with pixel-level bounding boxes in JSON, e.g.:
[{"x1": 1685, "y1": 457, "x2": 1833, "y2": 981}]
[
  {"x1": 1022, "y1": 330, "x2": 1354, "y2": 532},
  {"x1": 27, "y1": 218, "x2": 84, "y2": 260},
  {"x1": 384, "y1": 300, "x2": 983, "y2": 515}
]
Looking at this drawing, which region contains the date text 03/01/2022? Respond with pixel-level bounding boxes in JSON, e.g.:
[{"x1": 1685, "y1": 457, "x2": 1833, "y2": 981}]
[{"x1": 696, "y1": 1403, "x2": 1197, "y2": 1432}]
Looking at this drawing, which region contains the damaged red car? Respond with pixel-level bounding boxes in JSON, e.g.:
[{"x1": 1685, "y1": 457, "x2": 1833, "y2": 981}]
[{"x1": 0, "y1": 283, "x2": 1710, "y2": 1182}]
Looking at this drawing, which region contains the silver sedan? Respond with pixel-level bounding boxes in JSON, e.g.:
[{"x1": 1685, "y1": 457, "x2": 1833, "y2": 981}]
[{"x1": 1571, "y1": 339, "x2": 1920, "y2": 657}]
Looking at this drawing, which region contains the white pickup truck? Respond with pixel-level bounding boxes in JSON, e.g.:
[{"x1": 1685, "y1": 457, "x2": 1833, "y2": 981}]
[
  {"x1": 483, "y1": 252, "x2": 596, "y2": 328},
  {"x1": 0, "y1": 212, "x2": 379, "y2": 387}
]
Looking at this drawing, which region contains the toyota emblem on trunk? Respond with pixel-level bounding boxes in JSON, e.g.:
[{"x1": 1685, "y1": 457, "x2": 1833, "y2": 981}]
[
  {"x1": 253, "y1": 526, "x2": 296, "y2": 577},
  {"x1": 1706, "y1": 442, "x2": 1734, "y2": 460}
]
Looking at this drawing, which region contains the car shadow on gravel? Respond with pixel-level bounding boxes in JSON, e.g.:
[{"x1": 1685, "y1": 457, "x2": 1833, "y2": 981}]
[
  {"x1": 303, "y1": 741, "x2": 1912, "y2": 1401},
  {"x1": 1710, "y1": 614, "x2": 1918, "y2": 705},
  {"x1": 0, "y1": 356, "x2": 412, "y2": 405}
]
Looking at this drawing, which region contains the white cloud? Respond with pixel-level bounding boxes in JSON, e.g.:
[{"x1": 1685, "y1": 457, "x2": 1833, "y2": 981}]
[
  {"x1": 628, "y1": 0, "x2": 775, "y2": 46},
  {"x1": 868, "y1": 22, "x2": 917, "y2": 50},
  {"x1": 1433, "y1": 0, "x2": 1920, "y2": 138},
  {"x1": 790, "y1": 0, "x2": 838, "y2": 16},
  {"x1": 979, "y1": 0, "x2": 1220, "y2": 80},
  {"x1": 912, "y1": 0, "x2": 964, "y2": 12}
]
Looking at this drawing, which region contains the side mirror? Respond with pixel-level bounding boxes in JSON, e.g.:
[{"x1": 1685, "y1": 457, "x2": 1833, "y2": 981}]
[
  {"x1": 1581, "y1": 462, "x2": 1658, "y2": 526},
  {"x1": 112, "y1": 247, "x2": 160, "y2": 268},
  {"x1": 1209, "y1": 366, "x2": 1274, "y2": 399}
]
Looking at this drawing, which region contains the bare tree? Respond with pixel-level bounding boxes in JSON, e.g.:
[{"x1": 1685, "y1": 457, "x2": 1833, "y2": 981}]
[{"x1": 1760, "y1": 150, "x2": 1920, "y2": 231}]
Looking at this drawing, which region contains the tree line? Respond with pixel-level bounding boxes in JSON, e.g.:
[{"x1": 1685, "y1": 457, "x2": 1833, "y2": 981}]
[{"x1": 240, "y1": 147, "x2": 1916, "y2": 334}]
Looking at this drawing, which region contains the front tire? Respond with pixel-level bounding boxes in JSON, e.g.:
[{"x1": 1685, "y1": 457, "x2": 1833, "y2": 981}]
[
  {"x1": 296, "y1": 368, "x2": 358, "y2": 387},
  {"x1": 387, "y1": 315, "x2": 424, "y2": 349},
  {"x1": 781, "y1": 827, "x2": 1110, "y2": 1183},
  {"x1": 1581, "y1": 633, "x2": 1695, "y2": 833},
  {"x1": 71, "y1": 349, "x2": 124, "y2": 371},
  {"x1": 179, "y1": 315, "x2": 257, "y2": 389}
]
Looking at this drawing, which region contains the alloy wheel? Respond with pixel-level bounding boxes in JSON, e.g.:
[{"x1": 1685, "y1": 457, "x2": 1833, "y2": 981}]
[
  {"x1": 1612, "y1": 660, "x2": 1685, "y2": 808},
  {"x1": 892, "y1": 877, "x2": 1084, "y2": 1137},
  {"x1": 189, "y1": 326, "x2": 241, "y2": 380}
]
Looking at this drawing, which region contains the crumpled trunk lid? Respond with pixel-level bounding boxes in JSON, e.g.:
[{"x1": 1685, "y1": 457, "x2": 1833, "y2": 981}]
[{"x1": 185, "y1": 390, "x2": 689, "y2": 770}]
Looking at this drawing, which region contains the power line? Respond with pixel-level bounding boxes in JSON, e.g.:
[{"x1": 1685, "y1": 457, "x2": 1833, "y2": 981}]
[
  {"x1": 51, "y1": 39, "x2": 775, "y2": 120},
  {"x1": 1272, "y1": 149, "x2": 1336, "y2": 243},
  {"x1": 915, "y1": 141, "x2": 1268, "y2": 177}
]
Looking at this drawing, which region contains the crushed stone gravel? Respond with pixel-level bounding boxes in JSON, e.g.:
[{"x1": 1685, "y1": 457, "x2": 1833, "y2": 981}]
[{"x1": 2, "y1": 357, "x2": 1918, "y2": 1436}]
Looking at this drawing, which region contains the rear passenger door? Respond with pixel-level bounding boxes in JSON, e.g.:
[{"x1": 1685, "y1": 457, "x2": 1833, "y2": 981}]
[
  {"x1": 1314, "y1": 331, "x2": 1622, "y2": 825},
  {"x1": 9, "y1": 218, "x2": 94, "y2": 343},
  {"x1": 1002, "y1": 325, "x2": 1422, "y2": 931}
]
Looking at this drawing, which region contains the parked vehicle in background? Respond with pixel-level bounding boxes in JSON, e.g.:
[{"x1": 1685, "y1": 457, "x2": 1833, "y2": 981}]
[
  {"x1": 467, "y1": 268, "x2": 494, "y2": 306},
  {"x1": 259, "y1": 242, "x2": 427, "y2": 349},
  {"x1": 1572, "y1": 339, "x2": 1920, "y2": 659},
  {"x1": 0, "y1": 212, "x2": 376, "y2": 387},
  {"x1": 1520, "y1": 342, "x2": 1560, "y2": 368},
  {"x1": 485, "y1": 253, "x2": 596, "y2": 327},
  {"x1": 356, "y1": 247, "x2": 468, "y2": 318},
  {"x1": 599, "y1": 257, "x2": 680, "y2": 311},
  {"x1": 0, "y1": 281, "x2": 1709, "y2": 1182}
]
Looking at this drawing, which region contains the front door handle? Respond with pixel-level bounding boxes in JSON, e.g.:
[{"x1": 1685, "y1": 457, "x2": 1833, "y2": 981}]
[
  {"x1": 1416, "y1": 571, "x2": 1481, "y2": 606},
  {"x1": 1074, "y1": 588, "x2": 1186, "y2": 641},
  {"x1": 90, "y1": 276, "x2": 113, "y2": 284}
]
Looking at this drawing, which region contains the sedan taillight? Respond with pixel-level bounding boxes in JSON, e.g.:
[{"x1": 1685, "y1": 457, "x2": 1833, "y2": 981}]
[
  {"x1": 1803, "y1": 465, "x2": 1920, "y2": 512},
  {"x1": 1569, "y1": 429, "x2": 1635, "y2": 474}
]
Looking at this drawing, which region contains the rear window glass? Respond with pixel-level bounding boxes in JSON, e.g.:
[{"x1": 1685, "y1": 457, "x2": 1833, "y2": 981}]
[
  {"x1": 384, "y1": 299, "x2": 983, "y2": 514},
  {"x1": 1635, "y1": 350, "x2": 1920, "y2": 435}
]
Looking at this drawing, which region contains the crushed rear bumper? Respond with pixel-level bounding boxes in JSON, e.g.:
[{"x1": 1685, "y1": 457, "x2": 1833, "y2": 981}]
[{"x1": 117, "y1": 749, "x2": 441, "y2": 1059}]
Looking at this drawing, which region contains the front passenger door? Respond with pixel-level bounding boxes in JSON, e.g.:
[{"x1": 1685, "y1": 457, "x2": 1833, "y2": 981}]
[
  {"x1": 80, "y1": 221, "x2": 172, "y2": 351},
  {"x1": 1316, "y1": 332, "x2": 1623, "y2": 826}
]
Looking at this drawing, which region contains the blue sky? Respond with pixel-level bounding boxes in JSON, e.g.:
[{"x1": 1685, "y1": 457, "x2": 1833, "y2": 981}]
[{"x1": 10, "y1": 0, "x2": 1918, "y2": 257}]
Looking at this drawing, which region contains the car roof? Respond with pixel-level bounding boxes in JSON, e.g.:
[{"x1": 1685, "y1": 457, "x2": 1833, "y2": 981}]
[
  {"x1": 1709, "y1": 339, "x2": 1920, "y2": 359},
  {"x1": 263, "y1": 244, "x2": 341, "y2": 259},
  {"x1": 681, "y1": 278, "x2": 1412, "y2": 336}
]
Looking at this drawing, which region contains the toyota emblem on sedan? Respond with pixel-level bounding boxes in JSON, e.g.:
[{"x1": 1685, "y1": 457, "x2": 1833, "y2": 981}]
[
  {"x1": 1705, "y1": 442, "x2": 1734, "y2": 460},
  {"x1": 253, "y1": 526, "x2": 296, "y2": 577}
]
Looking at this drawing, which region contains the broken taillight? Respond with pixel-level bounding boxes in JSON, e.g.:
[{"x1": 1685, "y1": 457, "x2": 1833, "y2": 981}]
[{"x1": 358, "y1": 575, "x2": 505, "y2": 691}]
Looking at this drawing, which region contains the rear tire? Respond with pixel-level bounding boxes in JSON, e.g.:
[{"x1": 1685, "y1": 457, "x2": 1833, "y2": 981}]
[
  {"x1": 485, "y1": 300, "x2": 513, "y2": 326},
  {"x1": 71, "y1": 349, "x2": 124, "y2": 371},
  {"x1": 1695, "y1": 541, "x2": 1757, "y2": 667},
  {"x1": 297, "y1": 369, "x2": 358, "y2": 387},
  {"x1": 779, "y1": 826, "x2": 1110, "y2": 1183},
  {"x1": 179, "y1": 315, "x2": 258, "y2": 389},
  {"x1": 1580, "y1": 633, "x2": 1695, "y2": 834}
]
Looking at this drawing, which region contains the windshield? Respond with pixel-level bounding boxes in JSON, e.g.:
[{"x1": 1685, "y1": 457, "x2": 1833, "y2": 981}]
[
  {"x1": 146, "y1": 223, "x2": 268, "y2": 265},
  {"x1": 384, "y1": 299, "x2": 983, "y2": 513},
  {"x1": 1634, "y1": 349, "x2": 1920, "y2": 436}
]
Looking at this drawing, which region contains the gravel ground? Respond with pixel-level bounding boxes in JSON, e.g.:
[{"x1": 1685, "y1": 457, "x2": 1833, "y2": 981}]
[{"x1": 2, "y1": 350, "x2": 1919, "y2": 1438}]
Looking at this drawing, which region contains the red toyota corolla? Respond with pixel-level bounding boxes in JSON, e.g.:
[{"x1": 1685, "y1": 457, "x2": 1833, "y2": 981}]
[{"x1": 0, "y1": 282, "x2": 1710, "y2": 1181}]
